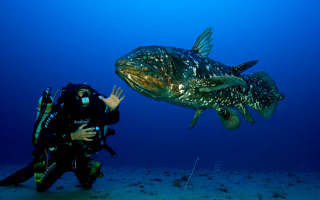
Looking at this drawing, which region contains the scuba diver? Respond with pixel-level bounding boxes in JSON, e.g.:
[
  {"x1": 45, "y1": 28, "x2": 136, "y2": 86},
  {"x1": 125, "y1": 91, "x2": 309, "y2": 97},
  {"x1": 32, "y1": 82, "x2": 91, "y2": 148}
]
[{"x1": 0, "y1": 83, "x2": 125, "y2": 192}]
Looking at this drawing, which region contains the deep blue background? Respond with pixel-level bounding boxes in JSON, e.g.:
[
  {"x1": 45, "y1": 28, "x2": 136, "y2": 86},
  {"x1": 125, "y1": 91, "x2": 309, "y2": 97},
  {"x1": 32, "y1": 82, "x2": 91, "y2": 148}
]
[{"x1": 1, "y1": 0, "x2": 319, "y2": 172}]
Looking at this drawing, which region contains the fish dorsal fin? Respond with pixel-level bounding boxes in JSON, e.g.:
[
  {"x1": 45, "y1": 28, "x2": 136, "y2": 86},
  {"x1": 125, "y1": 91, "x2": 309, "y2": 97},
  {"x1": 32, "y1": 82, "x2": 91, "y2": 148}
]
[
  {"x1": 189, "y1": 76, "x2": 247, "y2": 92},
  {"x1": 230, "y1": 60, "x2": 259, "y2": 75},
  {"x1": 192, "y1": 27, "x2": 214, "y2": 57}
]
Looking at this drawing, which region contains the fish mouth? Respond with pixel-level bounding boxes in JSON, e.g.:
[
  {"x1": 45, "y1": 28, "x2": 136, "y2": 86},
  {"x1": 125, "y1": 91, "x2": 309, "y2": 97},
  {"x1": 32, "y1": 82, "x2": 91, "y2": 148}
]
[{"x1": 115, "y1": 64, "x2": 164, "y2": 99}]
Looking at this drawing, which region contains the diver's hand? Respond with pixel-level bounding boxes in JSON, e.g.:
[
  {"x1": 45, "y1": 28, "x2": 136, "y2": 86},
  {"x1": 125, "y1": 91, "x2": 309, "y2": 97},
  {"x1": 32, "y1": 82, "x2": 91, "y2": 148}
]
[
  {"x1": 99, "y1": 85, "x2": 125, "y2": 111},
  {"x1": 70, "y1": 124, "x2": 96, "y2": 141}
]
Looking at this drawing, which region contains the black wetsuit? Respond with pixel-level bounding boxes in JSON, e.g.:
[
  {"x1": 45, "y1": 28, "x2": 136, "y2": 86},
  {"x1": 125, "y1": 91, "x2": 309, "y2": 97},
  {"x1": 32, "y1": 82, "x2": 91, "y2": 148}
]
[{"x1": 0, "y1": 103, "x2": 119, "y2": 192}]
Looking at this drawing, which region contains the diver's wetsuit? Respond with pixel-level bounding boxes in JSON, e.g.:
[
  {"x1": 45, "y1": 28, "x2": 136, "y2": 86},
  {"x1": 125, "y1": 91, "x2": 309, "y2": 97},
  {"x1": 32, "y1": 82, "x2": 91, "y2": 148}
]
[
  {"x1": 0, "y1": 102, "x2": 119, "y2": 192},
  {"x1": 35, "y1": 103, "x2": 119, "y2": 192}
]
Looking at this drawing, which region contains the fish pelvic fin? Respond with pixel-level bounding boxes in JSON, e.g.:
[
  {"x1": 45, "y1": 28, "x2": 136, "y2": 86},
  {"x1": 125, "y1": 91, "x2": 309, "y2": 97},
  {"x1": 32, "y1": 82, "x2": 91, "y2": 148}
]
[
  {"x1": 234, "y1": 104, "x2": 255, "y2": 124},
  {"x1": 231, "y1": 60, "x2": 259, "y2": 75},
  {"x1": 216, "y1": 107, "x2": 241, "y2": 130},
  {"x1": 189, "y1": 76, "x2": 247, "y2": 92},
  {"x1": 192, "y1": 27, "x2": 214, "y2": 57},
  {"x1": 189, "y1": 109, "x2": 204, "y2": 130},
  {"x1": 248, "y1": 71, "x2": 285, "y2": 119}
]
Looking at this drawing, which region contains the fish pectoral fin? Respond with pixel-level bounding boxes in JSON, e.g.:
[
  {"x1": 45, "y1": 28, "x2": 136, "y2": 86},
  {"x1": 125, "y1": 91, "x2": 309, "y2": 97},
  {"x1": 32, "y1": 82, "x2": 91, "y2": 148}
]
[
  {"x1": 191, "y1": 27, "x2": 214, "y2": 57},
  {"x1": 216, "y1": 107, "x2": 241, "y2": 130},
  {"x1": 190, "y1": 76, "x2": 247, "y2": 92},
  {"x1": 189, "y1": 109, "x2": 204, "y2": 130}
]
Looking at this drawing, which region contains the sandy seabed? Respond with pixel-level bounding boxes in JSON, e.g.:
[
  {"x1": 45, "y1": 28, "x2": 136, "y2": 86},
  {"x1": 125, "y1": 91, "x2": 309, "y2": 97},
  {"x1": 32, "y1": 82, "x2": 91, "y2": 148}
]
[{"x1": 0, "y1": 164, "x2": 319, "y2": 200}]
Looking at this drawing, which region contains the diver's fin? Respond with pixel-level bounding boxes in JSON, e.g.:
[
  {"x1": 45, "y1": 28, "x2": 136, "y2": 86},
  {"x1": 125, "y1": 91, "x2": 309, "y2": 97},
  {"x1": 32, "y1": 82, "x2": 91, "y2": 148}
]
[
  {"x1": 234, "y1": 104, "x2": 255, "y2": 124},
  {"x1": 216, "y1": 107, "x2": 241, "y2": 130},
  {"x1": 189, "y1": 109, "x2": 204, "y2": 129},
  {"x1": 249, "y1": 71, "x2": 285, "y2": 119},
  {"x1": 230, "y1": 60, "x2": 259, "y2": 75},
  {"x1": 192, "y1": 27, "x2": 214, "y2": 57},
  {"x1": 0, "y1": 161, "x2": 34, "y2": 186},
  {"x1": 189, "y1": 76, "x2": 247, "y2": 92}
]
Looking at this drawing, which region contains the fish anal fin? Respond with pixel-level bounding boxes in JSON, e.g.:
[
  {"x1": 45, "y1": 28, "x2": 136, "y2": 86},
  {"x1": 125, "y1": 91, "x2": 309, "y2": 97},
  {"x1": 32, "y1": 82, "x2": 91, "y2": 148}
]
[
  {"x1": 190, "y1": 76, "x2": 247, "y2": 92},
  {"x1": 216, "y1": 107, "x2": 241, "y2": 130},
  {"x1": 192, "y1": 27, "x2": 214, "y2": 57},
  {"x1": 189, "y1": 109, "x2": 204, "y2": 130},
  {"x1": 231, "y1": 60, "x2": 259, "y2": 75},
  {"x1": 234, "y1": 104, "x2": 255, "y2": 124}
]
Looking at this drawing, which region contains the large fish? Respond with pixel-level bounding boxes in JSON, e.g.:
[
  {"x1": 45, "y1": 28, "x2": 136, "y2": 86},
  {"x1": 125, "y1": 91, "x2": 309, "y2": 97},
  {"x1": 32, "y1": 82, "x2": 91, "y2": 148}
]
[{"x1": 115, "y1": 27, "x2": 285, "y2": 130}]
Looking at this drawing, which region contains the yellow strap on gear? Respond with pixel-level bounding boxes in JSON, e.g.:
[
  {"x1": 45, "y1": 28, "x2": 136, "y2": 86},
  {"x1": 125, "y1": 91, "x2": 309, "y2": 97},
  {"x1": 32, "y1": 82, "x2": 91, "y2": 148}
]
[
  {"x1": 34, "y1": 173, "x2": 43, "y2": 183},
  {"x1": 88, "y1": 160, "x2": 102, "y2": 177}
]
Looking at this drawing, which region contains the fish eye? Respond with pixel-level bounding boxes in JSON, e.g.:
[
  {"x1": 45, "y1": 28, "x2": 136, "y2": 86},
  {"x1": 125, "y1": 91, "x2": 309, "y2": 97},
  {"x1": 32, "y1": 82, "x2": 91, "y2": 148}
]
[{"x1": 142, "y1": 55, "x2": 147, "y2": 60}]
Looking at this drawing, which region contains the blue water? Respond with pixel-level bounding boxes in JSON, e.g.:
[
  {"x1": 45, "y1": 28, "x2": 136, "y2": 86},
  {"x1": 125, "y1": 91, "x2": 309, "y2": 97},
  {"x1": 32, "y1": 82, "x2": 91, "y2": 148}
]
[{"x1": 1, "y1": 0, "x2": 319, "y2": 172}]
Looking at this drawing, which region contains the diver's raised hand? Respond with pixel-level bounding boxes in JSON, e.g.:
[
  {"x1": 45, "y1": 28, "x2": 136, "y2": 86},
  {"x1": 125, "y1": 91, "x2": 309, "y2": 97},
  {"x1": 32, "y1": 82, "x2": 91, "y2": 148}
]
[
  {"x1": 99, "y1": 85, "x2": 125, "y2": 111},
  {"x1": 70, "y1": 124, "x2": 96, "y2": 141}
]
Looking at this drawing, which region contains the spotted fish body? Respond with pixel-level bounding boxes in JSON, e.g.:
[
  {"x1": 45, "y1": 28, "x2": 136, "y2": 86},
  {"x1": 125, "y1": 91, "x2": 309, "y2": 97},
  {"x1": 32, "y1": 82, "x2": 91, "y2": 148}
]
[{"x1": 115, "y1": 27, "x2": 285, "y2": 130}]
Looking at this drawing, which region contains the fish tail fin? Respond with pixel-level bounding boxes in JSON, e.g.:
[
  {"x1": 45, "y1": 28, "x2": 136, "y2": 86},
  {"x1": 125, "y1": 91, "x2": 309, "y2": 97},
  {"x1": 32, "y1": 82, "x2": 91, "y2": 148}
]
[
  {"x1": 216, "y1": 107, "x2": 241, "y2": 130},
  {"x1": 248, "y1": 71, "x2": 285, "y2": 119}
]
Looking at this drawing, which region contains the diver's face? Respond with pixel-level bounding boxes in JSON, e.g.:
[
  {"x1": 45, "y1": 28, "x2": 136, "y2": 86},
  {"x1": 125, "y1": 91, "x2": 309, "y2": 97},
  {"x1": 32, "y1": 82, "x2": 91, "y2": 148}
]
[
  {"x1": 77, "y1": 88, "x2": 92, "y2": 107},
  {"x1": 77, "y1": 88, "x2": 92, "y2": 98}
]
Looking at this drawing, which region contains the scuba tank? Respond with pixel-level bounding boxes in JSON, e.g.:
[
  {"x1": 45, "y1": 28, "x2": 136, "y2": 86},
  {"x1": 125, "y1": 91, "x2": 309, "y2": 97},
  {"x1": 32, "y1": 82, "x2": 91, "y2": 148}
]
[
  {"x1": 32, "y1": 87, "x2": 53, "y2": 148},
  {"x1": 32, "y1": 87, "x2": 53, "y2": 184}
]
